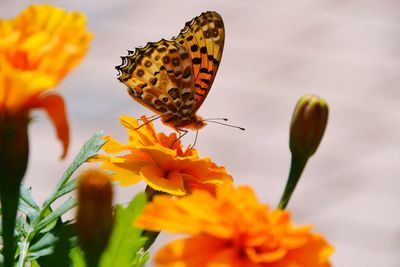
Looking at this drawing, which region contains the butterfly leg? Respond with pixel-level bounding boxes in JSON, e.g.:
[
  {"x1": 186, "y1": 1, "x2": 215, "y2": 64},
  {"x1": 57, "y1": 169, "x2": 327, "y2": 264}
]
[
  {"x1": 135, "y1": 115, "x2": 161, "y2": 130},
  {"x1": 170, "y1": 128, "x2": 188, "y2": 148},
  {"x1": 188, "y1": 130, "x2": 199, "y2": 150}
]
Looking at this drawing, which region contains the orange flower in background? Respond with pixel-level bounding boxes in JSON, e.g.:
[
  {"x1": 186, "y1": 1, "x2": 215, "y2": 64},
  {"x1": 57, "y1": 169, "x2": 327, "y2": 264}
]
[
  {"x1": 0, "y1": 4, "x2": 92, "y2": 158},
  {"x1": 93, "y1": 115, "x2": 232, "y2": 196},
  {"x1": 136, "y1": 184, "x2": 334, "y2": 267}
]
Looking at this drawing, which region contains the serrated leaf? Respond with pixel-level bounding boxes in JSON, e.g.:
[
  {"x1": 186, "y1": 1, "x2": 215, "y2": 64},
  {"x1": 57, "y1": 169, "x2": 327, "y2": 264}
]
[
  {"x1": 27, "y1": 247, "x2": 53, "y2": 260},
  {"x1": 35, "y1": 198, "x2": 77, "y2": 233},
  {"x1": 19, "y1": 201, "x2": 39, "y2": 222},
  {"x1": 35, "y1": 224, "x2": 73, "y2": 267},
  {"x1": 20, "y1": 185, "x2": 40, "y2": 210},
  {"x1": 33, "y1": 207, "x2": 59, "y2": 235},
  {"x1": 29, "y1": 232, "x2": 57, "y2": 254},
  {"x1": 50, "y1": 178, "x2": 79, "y2": 202},
  {"x1": 100, "y1": 193, "x2": 147, "y2": 267},
  {"x1": 15, "y1": 133, "x2": 106, "y2": 266},
  {"x1": 42, "y1": 132, "x2": 105, "y2": 209},
  {"x1": 19, "y1": 185, "x2": 40, "y2": 221}
]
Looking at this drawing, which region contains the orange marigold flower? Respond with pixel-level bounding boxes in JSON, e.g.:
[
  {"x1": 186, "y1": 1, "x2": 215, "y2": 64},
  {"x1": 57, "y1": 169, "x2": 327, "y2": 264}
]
[
  {"x1": 136, "y1": 184, "x2": 334, "y2": 267},
  {"x1": 93, "y1": 115, "x2": 232, "y2": 196},
  {"x1": 0, "y1": 4, "x2": 92, "y2": 158}
]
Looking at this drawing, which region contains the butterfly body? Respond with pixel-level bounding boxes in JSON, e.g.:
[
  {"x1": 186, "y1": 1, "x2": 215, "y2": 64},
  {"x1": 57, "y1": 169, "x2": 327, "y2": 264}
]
[{"x1": 116, "y1": 11, "x2": 224, "y2": 130}]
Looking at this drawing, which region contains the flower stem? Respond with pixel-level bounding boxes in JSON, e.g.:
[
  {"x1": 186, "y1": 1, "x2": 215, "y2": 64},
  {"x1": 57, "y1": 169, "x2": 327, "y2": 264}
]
[
  {"x1": 142, "y1": 186, "x2": 160, "y2": 250},
  {"x1": 278, "y1": 156, "x2": 308, "y2": 209},
  {"x1": 0, "y1": 188, "x2": 20, "y2": 267},
  {"x1": 0, "y1": 113, "x2": 29, "y2": 266}
]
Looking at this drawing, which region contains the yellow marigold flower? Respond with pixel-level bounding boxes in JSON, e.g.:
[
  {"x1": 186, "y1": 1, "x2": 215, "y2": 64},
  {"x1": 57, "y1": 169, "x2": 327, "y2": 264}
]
[
  {"x1": 0, "y1": 4, "x2": 92, "y2": 158},
  {"x1": 136, "y1": 184, "x2": 334, "y2": 267},
  {"x1": 93, "y1": 115, "x2": 232, "y2": 196}
]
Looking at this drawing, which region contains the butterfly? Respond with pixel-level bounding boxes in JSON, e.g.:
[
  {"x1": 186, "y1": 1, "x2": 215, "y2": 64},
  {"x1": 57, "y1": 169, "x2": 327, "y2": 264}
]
[{"x1": 116, "y1": 11, "x2": 224, "y2": 131}]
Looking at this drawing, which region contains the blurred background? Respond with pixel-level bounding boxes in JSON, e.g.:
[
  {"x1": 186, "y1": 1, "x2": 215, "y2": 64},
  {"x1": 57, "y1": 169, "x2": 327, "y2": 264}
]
[{"x1": 2, "y1": 0, "x2": 400, "y2": 266}]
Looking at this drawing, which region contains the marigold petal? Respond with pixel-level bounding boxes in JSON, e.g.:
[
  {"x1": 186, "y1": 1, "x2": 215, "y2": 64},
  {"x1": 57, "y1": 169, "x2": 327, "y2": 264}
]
[
  {"x1": 94, "y1": 115, "x2": 232, "y2": 195},
  {"x1": 246, "y1": 247, "x2": 287, "y2": 263},
  {"x1": 141, "y1": 166, "x2": 186, "y2": 196},
  {"x1": 155, "y1": 235, "x2": 229, "y2": 267},
  {"x1": 101, "y1": 136, "x2": 133, "y2": 154},
  {"x1": 98, "y1": 153, "x2": 153, "y2": 186},
  {"x1": 29, "y1": 93, "x2": 69, "y2": 158},
  {"x1": 0, "y1": 4, "x2": 92, "y2": 112},
  {"x1": 284, "y1": 234, "x2": 334, "y2": 267},
  {"x1": 137, "y1": 184, "x2": 333, "y2": 266},
  {"x1": 120, "y1": 115, "x2": 158, "y2": 146},
  {"x1": 135, "y1": 190, "x2": 233, "y2": 238}
]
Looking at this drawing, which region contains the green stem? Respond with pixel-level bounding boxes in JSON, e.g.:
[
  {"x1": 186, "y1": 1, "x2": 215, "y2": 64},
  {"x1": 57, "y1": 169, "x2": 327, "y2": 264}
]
[
  {"x1": 1, "y1": 189, "x2": 20, "y2": 267},
  {"x1": 16, "y1": 226, "x2": 33, "y2": 267},
  {"x1": 0, "y1": 113, "x2": 29, "y2": 267},
  {"x1": 142, "y1": 186, "x2": 161, "y2": 250},
  {"x1": 278, "y1": 155, "x2": 308, "y2": 209}
]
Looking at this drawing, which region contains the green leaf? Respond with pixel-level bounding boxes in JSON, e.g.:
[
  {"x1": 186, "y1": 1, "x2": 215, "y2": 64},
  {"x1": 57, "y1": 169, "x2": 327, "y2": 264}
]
[
  {"x1": 20, "y1": 185, "x2": 39, "y2": 210},
  {"x1": 70, "y1": 246, "x2": 85, "y2": 267},
  {"x1": 35, "y1": 198, "x2": 77, "y2": 233},
  {"x1": 42, "y1": 131, "x2": 105, "y2": 209},
  {"x1": 28, "y1": 232, "x2": 57, "y2": 258},
  {"x1": 100, "y1": 193, "x2": 148, "y2": 267},
  {"x1": 50, "y1": 178, "x2": 78, "y2": 201},
  {"x1": 132, "y1": 248, "x2": 149, "y2": 267},
  {"x1": 35, "y1": 223, "x2": 73, "y2": 267},
  {"x1": 34, "y1": 207, "x2": 57, "y2": 235},
  {"x1": 19, "y1": 185, "x2": 40, "y2": 221},
  {"x1": 16, "y1": 133, "x2": 105, "y2": 266}
]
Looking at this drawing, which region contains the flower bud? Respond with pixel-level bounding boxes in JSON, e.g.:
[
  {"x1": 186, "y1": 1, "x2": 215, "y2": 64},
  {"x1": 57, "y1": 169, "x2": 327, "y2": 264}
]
[
  {"x1": 289, "y1": 95, "x2": 329, "y2": 159},
  {"x1": 76, "y1": 169, "x2": 113, "y2": 266}
]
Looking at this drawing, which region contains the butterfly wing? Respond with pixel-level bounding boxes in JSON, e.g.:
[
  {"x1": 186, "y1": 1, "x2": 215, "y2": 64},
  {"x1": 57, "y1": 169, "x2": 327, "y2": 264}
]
[
  {"x1": 174, "y1": 11, "x2": 225, "y2": 112},
  {"x1": 116, "y1": 39, "x2": 196, "y2": 121}
]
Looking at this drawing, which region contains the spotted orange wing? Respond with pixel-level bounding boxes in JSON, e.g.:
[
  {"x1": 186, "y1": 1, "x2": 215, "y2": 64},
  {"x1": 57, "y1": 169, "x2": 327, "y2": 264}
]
[
  {"x1": 116, "y1": 39, "x2": 197, "y2": 122},
  {"x1": 173, "y1": 11, "x2": 225, "y2": 112}
]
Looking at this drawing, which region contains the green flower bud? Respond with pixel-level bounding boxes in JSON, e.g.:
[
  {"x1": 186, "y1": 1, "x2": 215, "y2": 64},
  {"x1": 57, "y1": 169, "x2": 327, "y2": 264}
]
[
  {"x1": 278, "y1": 95, "x2": 329, "y2": 210},
  {"x1": 76, "y1": 169, "x2": 113, "y2": 267},
  {"x1": 290, "y1": 95, "x2": 329, "y2": 159}
]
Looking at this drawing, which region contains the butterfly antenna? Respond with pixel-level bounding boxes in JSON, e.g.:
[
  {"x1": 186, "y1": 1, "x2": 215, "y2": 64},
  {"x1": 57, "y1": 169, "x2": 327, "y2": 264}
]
[
  {"x1": 135, "y1": 115, "x2": 161, "y2": 130},
  {"x1": 207, "y1": 120, "x2": 245, "y2": 131},
  {"x1": 204, "y1": 118, "x2": 229, "y2": 121}
]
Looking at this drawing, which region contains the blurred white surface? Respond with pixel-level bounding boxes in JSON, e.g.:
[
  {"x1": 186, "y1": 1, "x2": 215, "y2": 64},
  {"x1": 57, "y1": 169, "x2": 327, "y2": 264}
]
[{"x1": 2, "y1": 0, "x2": 400, "y2": 266}]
